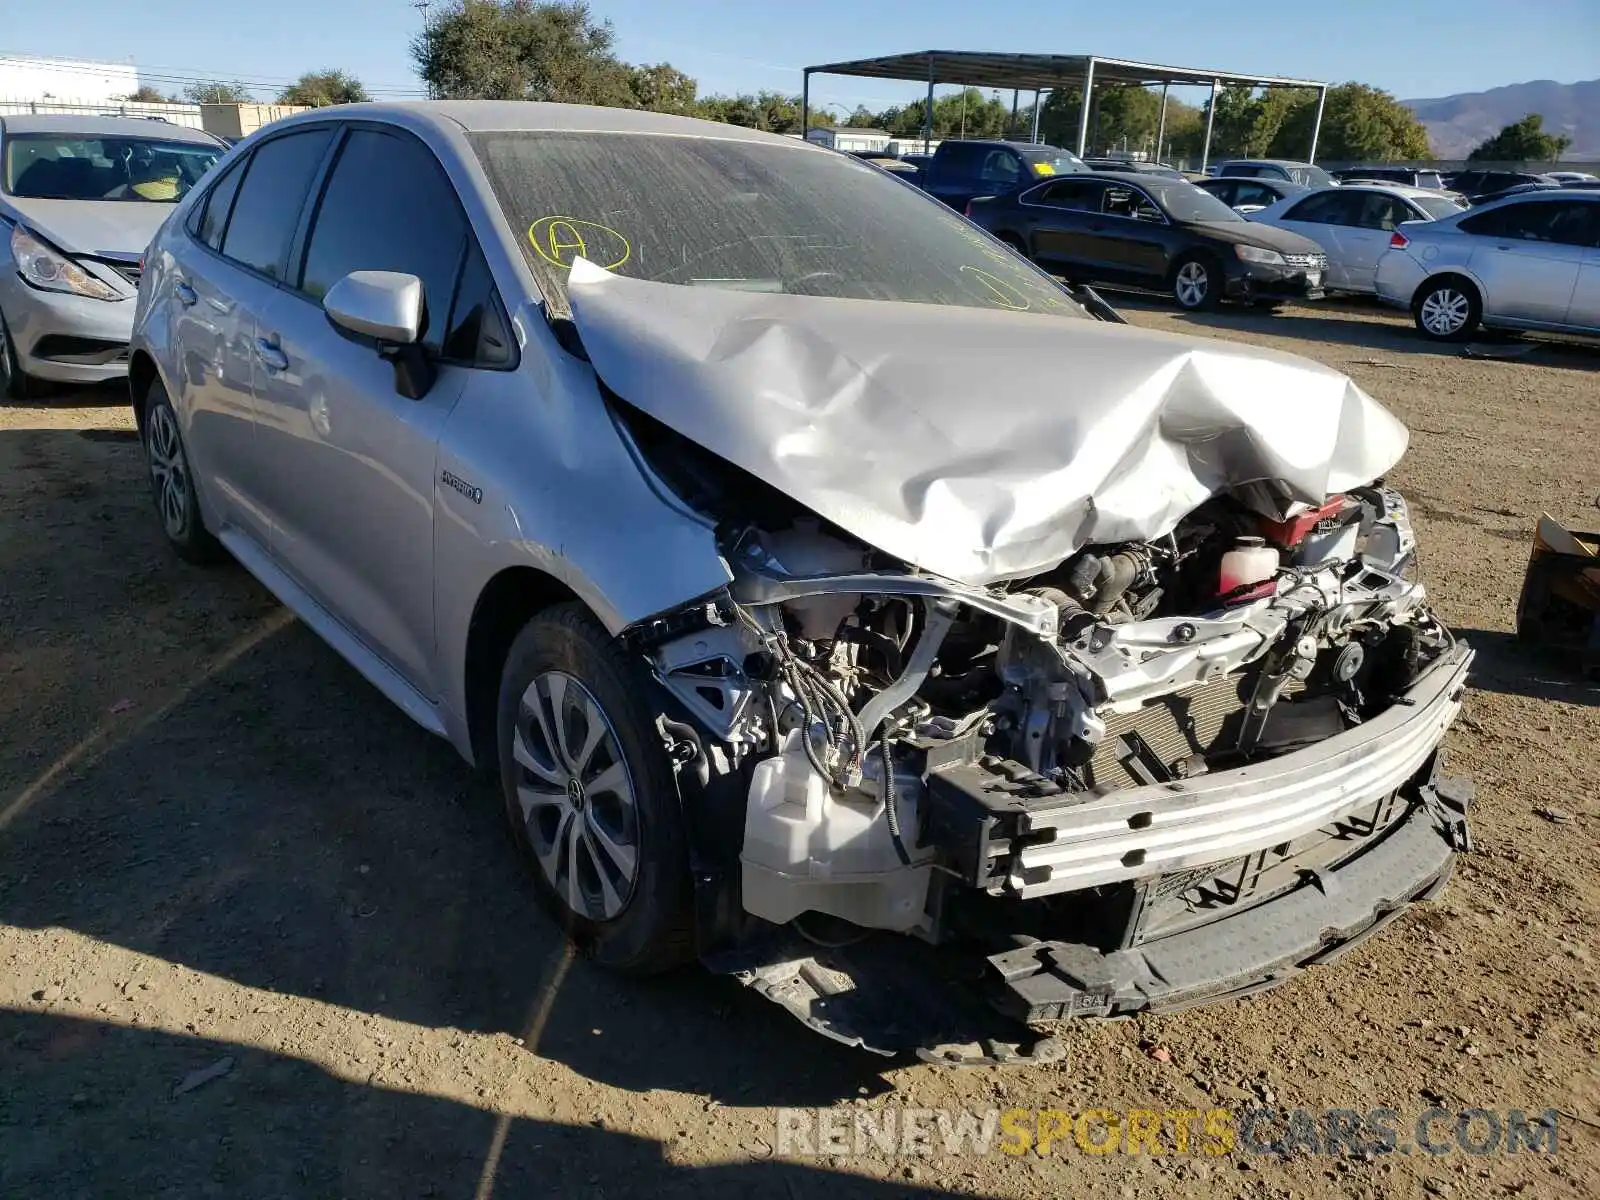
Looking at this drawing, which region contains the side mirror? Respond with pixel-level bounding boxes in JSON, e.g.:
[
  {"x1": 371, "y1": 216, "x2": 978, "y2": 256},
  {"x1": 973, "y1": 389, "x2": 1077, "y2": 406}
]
[
  {"x1": 324, "y1": 270, "x2": 436, "y2": 400},
  {"x1": 324, "y1": 270, "x2": 423, "y2": 343}
]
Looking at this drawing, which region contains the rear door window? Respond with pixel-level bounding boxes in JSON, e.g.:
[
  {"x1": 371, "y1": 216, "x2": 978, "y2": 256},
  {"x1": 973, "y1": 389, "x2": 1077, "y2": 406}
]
[
  {"x1": 297, "y1": 128, "x2": 468, "y2": 353},
  {"x1": 1029, "y1": 179, "x2": 1104, "y2": 210},
  {"x1": 934, "y1": 143, "x2": 986, "y2": 182},
  {"x1": 1462, "y1": 201, "x2": 1571, "y2": 241},
  {"x1": 219, "y1": 128, "x2": 333, "y2": 280},
  {"x1": 1284, "y1": 191, "x2": 1359, "y2": 225},
  {"x1": 1354, "y1": 193, "x2": 1415, "y2": 231},
  {"x1": 1233, "y1": 181, "x2": 1278, "y2": 208},
  {"x1": 977, "y1": 149, "x2": 1022, "y2": 188}
]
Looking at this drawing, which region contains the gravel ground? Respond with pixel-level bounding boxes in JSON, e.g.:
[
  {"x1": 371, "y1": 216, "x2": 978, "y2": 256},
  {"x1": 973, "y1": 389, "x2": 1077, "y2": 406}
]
[{"x1": 1, "y1": 301, "x2": 1596, "y2": 1200}]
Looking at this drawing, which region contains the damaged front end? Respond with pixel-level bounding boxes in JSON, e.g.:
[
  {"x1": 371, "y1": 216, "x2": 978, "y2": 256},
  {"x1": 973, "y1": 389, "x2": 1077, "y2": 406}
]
[
  {"x1": 573, "y1": 263, "x2": 1474, "y2": 1058},
  {"x1": 625, "y1": 449, "x2": 1473, "y2": 1057}
]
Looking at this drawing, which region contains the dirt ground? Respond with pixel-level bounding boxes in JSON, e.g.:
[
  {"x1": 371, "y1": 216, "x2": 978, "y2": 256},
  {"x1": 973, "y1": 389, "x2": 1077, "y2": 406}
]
[{"x1": 1, "y1": 300, "x2": 1596, "y2": 1200}]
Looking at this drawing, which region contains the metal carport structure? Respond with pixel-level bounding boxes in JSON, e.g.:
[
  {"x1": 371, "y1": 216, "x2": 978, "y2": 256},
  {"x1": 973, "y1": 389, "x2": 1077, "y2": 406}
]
[{"x1": 800, "y1": 51, "x2": 1329, "y2": 170}]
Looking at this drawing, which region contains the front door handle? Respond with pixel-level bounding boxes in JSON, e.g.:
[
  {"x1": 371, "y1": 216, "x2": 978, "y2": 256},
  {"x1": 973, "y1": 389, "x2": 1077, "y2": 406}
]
[
  {"x1": 254, "y1": 337, "x2": 289, "y2": 372},
  {"x1": 174, "y1": 282, "x2": 198, "y2": 307}
]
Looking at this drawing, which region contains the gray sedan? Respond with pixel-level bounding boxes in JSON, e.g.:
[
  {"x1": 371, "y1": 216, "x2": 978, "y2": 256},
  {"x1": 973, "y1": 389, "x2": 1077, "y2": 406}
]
[
  {"x1": 0, "y1": 115, "x2": 222, "y2": 398},
  {"x1": 130, "y1": 102, "x2": 1473, "y2": 1052},
  {"x1": 1375, "y1": 190, "x2": 1600, "y2": 340},
  {"x1": 1246, "y1": 183, "x2": 1465, "y2": 295}
]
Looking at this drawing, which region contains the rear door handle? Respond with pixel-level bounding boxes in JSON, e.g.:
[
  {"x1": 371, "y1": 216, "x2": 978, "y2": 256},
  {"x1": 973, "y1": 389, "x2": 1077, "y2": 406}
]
[
  {"x1": 254, "y1": 337, "x2": 289, "y2": 373},
  {"x1": 174, "y1": 282, "x2": 198, "y2": 307}
]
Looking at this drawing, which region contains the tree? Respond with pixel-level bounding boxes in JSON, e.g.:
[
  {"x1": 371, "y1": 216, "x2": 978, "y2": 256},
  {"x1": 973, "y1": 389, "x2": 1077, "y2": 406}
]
[
  {"x1": 627, "y1": 63, "x2": 696, "y2": 114},
  {"x1": 1468, "y1": 113, "x2": 1571, "y2": 163},
  {"x1": 844, "y1": 105, "x2": 879, "y2": 128},
  {"x1": 411, "y1": 0, "x2": 633, "y2": 105},
  {"x1": 1269, "y1": 83, "x2": 1430, "y2": 161},
  {"x1": 123, "y1": 85, "x2": 177, "y2": 103},
  {"x1": 279, "y1": 69, "x2": 370, "y2": 107},
  {"x1": 183, "y1": 80, "x2": 254, "y2": 104}
]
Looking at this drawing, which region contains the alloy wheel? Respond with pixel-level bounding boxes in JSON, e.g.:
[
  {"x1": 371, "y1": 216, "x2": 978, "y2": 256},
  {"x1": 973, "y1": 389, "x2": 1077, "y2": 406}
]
[
  {"x1": 1419, "y1": 288, "x2": 1470, "y2": 337},
  {"x1": 512, "y1": 670, "x2": 640, "y2": 922},
  {"x1": 146, "y1": 404, "x2": 191, "y2": 539},
  {"x1": 1175, "y1": 261, "x2": 1210, "y2": 308}
]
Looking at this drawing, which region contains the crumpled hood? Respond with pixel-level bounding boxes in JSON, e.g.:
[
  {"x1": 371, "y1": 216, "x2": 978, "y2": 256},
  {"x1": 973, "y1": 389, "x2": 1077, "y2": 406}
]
[
  {"x1": 3, "y1": 196, "x2": 171, "y2": 256},
  {"x1": 568, "y1": 258, "x2": 1409, "y2": 586}
]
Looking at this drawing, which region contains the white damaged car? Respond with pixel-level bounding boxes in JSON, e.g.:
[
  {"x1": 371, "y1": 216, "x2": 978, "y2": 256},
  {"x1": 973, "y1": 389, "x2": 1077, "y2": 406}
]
[{"x1": 130, "y1": 103, "x2": 1474, "y2": 1060}]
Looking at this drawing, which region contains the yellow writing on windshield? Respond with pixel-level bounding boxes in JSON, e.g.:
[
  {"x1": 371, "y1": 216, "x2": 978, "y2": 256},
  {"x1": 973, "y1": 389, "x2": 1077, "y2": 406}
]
[
  {"x1": 528, "y1": 216, "x2": 632, "y2": 271},
  {"x1": 1032, "y1": 162, "x2": 1057, "y2": 176},
  {"x1": 959, "y1": 265, "x2": 1032, "y2": 311}
]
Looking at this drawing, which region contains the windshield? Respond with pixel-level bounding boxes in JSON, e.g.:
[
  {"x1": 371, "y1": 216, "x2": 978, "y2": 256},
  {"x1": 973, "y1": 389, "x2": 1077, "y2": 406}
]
[
  {"x1": 2, "y1": 133, "x2": 221, "y2": 202},
  {"x1": 1147, "y1": 181, "x2": 1245, "y2": 223},
  {"x1": 1414, "y1": 194, "x2": 1466, "y2": 220},
  {"x1": 1020, "y1": 147, "x2": 1086, "y2": 176},
  {"x1": 470, "y1": 131, "x2": 1088, "y2": 318}
]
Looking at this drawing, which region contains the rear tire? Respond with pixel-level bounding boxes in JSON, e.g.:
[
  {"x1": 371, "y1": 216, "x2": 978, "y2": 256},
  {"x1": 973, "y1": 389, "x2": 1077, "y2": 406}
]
[
  {"x1": 1171, "y1": 253, "x2": 1221, "y2": 311},
  {"x1": 497, "y1": 603, "x2": 693, "y2": 975},
  {"x1": 141, "y1": 381, "x2": 224, "y2": 564},
  {"x1": 1412, "y1": 276, "x2": 1481, "y2": 341},
  {"x1": 0, "y1": 309, "x2": 35, "y2": 401}
]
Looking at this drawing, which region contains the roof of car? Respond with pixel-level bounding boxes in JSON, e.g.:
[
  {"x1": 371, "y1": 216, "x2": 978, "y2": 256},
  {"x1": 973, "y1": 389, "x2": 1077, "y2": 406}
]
[
  {"x1": 1197, "y1": 175, "x2": 1298, "y2": 186},
  {"x1": 1217, "y1": 158, "x2": 1317, "y2": 167},
  {"x1": 0, "y1": 113, "x2": 224, "y2": 144},
  {"x1": 272, "y1": 100, "x2": 804, "y2": 145},
  {"x1": 1324, "y1": 181, "x2": 1453, "y2": 199},
  {"x1": 1072, "y1": 171, "x2": 1188, "y2": 187}
]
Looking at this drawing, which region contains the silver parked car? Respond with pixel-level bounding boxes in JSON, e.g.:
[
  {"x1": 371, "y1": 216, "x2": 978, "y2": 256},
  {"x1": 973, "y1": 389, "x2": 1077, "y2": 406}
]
[
  {"x1": 1213, "y1": 159, "x2": 1338, "y2": 188},
  {"x1": 0, "y1": 115, "x2": 223, "y2": 398},
  {"x1": 131, "y1": 103, "x2": 1475, "y2": 1055},
  {"x1": 1248, "y1": 184, "x2": 1465, "y2": 294},
  {"x1": 1375, "y1": 190, "x2": 1600, "y2": 340}
]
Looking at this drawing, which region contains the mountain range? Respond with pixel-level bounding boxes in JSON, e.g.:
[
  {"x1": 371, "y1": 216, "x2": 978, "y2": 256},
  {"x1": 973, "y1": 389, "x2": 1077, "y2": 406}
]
[{"x1": 1403, "y1": 77, "x2": 1600, "y2": 160}]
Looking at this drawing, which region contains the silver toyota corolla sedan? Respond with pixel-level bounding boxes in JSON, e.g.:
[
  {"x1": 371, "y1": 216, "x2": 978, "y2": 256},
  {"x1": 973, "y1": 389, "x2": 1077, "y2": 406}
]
[
  {"x1": 0, "y1": 115, "x2": 223, "y2": 398},
  {"x1": 131, "y1": 102, "x2": 1475, "y2": 1057}
]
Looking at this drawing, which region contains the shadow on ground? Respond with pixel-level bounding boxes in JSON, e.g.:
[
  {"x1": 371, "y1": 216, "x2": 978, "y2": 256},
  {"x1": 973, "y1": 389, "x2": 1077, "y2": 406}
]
[
  {"x1": 1457, "y1": 627, "x2": 1599, "y2": 706},
  {"x1": 0, "y1": 1009, "x2": 949, "y2": 1198},
  {"x1": 9, "y1": 378, "x2": 131, "y2": 409},
  {"x1": 0, "y1": 427, "x2": 896, "y2": 1110}
]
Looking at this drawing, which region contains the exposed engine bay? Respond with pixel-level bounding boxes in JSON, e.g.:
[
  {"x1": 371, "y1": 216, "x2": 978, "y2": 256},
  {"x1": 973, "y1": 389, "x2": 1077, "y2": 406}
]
[
  {"x1": 619, "y1": 396, "x2": 1473, "y2": 1050},
  {"x1": 570, "y1": 264, "x2": 1473, "y2": 1056}
]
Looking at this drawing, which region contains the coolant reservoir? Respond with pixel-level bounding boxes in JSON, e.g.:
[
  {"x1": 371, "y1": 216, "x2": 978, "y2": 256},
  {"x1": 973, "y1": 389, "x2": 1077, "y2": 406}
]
[
  {"x1": 1219, "y1": 535, "x2": 1280, "y2": 597},
  {"x1": 741, "y1": 730, "x2": 932, "y2": 931}
]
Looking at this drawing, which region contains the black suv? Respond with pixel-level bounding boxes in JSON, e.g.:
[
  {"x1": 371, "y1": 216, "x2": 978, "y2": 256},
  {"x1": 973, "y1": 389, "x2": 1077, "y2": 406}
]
[
  {"x1": 1446, "y1": 169, "x2": 1560, "y2": 204},
  {"x1": 919, "y1": 139, "x2": 1086, "y2": 210}
]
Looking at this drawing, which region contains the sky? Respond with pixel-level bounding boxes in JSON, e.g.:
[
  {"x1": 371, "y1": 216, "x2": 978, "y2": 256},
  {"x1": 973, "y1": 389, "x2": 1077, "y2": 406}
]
[{"x1": 3, "y1": 0, "x2": 1597, "y2": 115}]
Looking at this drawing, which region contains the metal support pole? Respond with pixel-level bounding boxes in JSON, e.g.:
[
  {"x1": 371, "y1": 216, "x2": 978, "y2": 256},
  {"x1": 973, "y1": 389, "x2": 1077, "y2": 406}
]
[
  {"x1": 1031, "y1": 89, "x2": 1043, "y2": 142},
  {"x1": 1155, "y1": 82, "x2": 1169, "y2": 162},
  {"x1": 959, "y1": 85, "x2": 967, "y2": 138},
  {"x1": 923, "y1": 55, "x2": 935, "y2": 154},
  {"x1": 1308, "y1": 85, "x2": 1328, "y2": 164},
  {"x1": 1075, "y1": 59, "x2": 1095, "y2": 156},
  {"x1": 1010, "y1": 89, "x2": 1019, "y2": 139},
  {"x1": 1201, "y1": 79, "x2": 1219, "y2": 172},
  {"x1": 800, "y1": 70, "x2": 810, "y2": 140}
]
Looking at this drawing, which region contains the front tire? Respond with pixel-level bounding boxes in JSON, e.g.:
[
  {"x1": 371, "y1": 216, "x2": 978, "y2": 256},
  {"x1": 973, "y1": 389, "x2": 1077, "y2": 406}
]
[
  {"x1": 1413, "y1": 277, "x2": 1481, "y2": 341},
  {"x1": 497, "y1": 603, "x2": 693, "y2": 974},
  {"x1": 0, "y1": 309, "x2": 35, "y2": 401},
  {"x1": 1171, "y1": 254, "x2": 1220, "y2": 311},
  {"x1": 142, "y1": 382, "x2": 223, "y2": 563}
]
